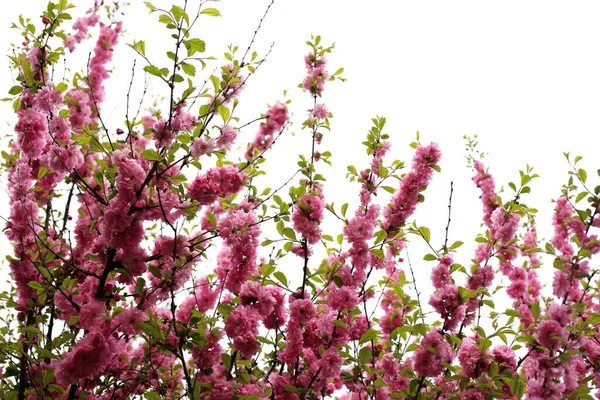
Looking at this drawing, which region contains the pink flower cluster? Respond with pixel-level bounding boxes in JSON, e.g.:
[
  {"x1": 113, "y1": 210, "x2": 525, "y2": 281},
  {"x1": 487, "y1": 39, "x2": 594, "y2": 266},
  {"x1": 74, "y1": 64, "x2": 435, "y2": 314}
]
[
  {"x1": 292, "y1": 183, "x2": 325, "y2": 245},
  {"x1": 216, "y1": 209, "x2": 261, "y2": 294},
  {"x1": 429, "y1": 256, "x2": 466, "y2": 331},
  {"x1": 55, "y1": 332, "x2": 116, "y2": 384},
  {"x1": 65, "y1": 13, "x2": 100, "y2": 52},
  {"x1": 66, "y1": 20, "x2": 121, "y2": 130},
  {"x1": 413, "y1": 329, "x2": 454, "y2": 377},
  {"x1": 188, "y1": 165, "x2": 246, "y2": 206},
  {"x1": 302, "y1": 52, "x2": 329, "y2": 96},
  {"x1": 384, "y1": 143, "x2": 441, "y2": 233},
  {"x1": 472, "y1": 160, "x2": 498, "y2": 227},
  {"x1": 245, "y1": 101, "x2": 289, "y2": 159}
]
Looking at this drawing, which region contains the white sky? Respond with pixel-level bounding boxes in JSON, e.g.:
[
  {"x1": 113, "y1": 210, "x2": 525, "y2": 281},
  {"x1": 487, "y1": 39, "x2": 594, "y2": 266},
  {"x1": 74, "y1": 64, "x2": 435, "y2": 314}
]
[{"x1": 1, "y1": 1, "x2": 600, "y2": 321}]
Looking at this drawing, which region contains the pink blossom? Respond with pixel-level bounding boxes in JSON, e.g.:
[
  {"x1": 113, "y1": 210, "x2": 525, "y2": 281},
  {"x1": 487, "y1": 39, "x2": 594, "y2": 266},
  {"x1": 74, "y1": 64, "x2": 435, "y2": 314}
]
[
  {"x1": 536, "y1": 319, "x2": 567, "y2": 351},
  {"x1": 152, "y1": 119, "x2": 175, "y2": 147},
  {"x1": 413, "y1": 330, "x2": 454, "y2": 377},
  {"x1": 232, "y1": 332, "x2": 260, "y2": 359},
  {"x1": 383, "y1": 143, "x2": 441, "y2": 232},
  {"x1": 15, "y1": 108, "x2": 49, "y2": 160},
  {"x1": 431, "y1": 255, "x2": 453, "y2": 288},
  {"x1": 55, "y1": 332, "x2": 115, "y2": 384},
  {"x1": 191, "y1": 136, "x2": 215, "y2": 158},
  {"x1": 171, "y1": 107, "x2": 196, "y2": 132},
  {"x1": 48, "y1": 145, "x2": 84, "y2": 173},
  {"x1": 78, "y1": 300, "x2": 107, "y2": 331},
  {"x1": 429, "y1": 284, "x2": 463, "y2": 332},
  {"x1": 472, "y1": 161, "x2": 498, "y2": 227},
  {"x1": 289, "y1": 298, "x2": 316, "y2": 325},
  {"x1": 245, "y1": 102, "x2": 289, "y2": 159},
  {"x1": 302, "y1": 52, "x2": 329, "y2": 96},
  {"x1": 311, "y1": 103, "x2": 329, "y2": 119},
  {"x1": 292, "y1": 184, "x2": 325, "y2": 245},
  {"x1": 224, "y1": 306, "x2": 259, "y2": 340},
  {"x1": 492, "y1": 345, "x2": 516, "y2": 372},
  {"x1": 216, "y1": 125, "x2": 238, "y2": 150},
  {"x1": 193, "y1": 331, "x2": 222, "y2": 370},
  {"x1": 327, "y1": 286, "x2": 359, "y2": 312},
  {"x1": 458, "y1": 338, "x2": 489, "y2": 378},
  {"x1": 263, "y1": 286, "x2": 287, "y2": 329},
  {"x1": 319, "y1": 348, "x2": 343, "y2": 379},
  {"x1": 117, "y1": 307, "x2": 148, "y2": 335},
  {"x1": 467, "y1": 265, "x2": 494, "y2": 290},
  {"x1": 188, "y1": 166, "x2": 246, "y2": 206},
  {"x1": 490, "y1": 207, "x2": 520, "y2": 244},
  {"x1": 64, "y1": 14, "x2": 100, "y2": 52}
]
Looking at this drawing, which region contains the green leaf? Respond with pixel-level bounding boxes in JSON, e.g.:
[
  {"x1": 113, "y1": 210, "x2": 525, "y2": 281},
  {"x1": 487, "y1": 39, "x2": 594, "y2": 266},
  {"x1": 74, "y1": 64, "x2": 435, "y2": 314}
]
[
  {"x1": 141, "y1": 150, "x2": 161, "y2": 161},
  {"x1": 171, "y1": 174, "x2": 187, "y2": 183},
  {"x1": 13, "y1": 97, "x2": 22, "y2": 112},
  {"x1": 423, "y1": 253, "x2": 437, "y2": 261},
  {"x1": 144, "y1": 65, "x2": 165, "y2": 77},
  {"x1": 218, "y1": 105, "x2": 230, "y2": 122},
  {"x1": 505, "y1": 309, "x2": 523, "y2": 318},
  {"x1": 331, "y1": 319, "x2": 348, "y2": 330},
  {"x1": 134, "y1": 40, "x2": 146, "y2": 56},
  {"x1": 282, "y1": 228, "x2": 296, "y2": 240},
  {"x1": 55, "y1": 82, "x2": 68, "y2": 93},
  {"x1": 530, "y1": 301, "x2": 540, "y2": 319},
  {"x1": 341, "y1": 203, "x2": 348, "y2": 217},
  {"x1": 8, "y1": 85, "x2": 23, "y2": 95},
  {"x1": 273, "y1": 271, "x2": 288, "y2": 287},
  {"x1": 359, "y1": 328, "x2": 379, "y2": 345},
  {"x1": 181, "y1": 62, "x2": 196, "y2": 76},
  {"x1": 419, "y1": 226, "x2": 431, "y2": 242},
  {"x1": 158, "y1": 13, "x2": 172, "y2": 25},
  {"x1": 145, "y1": 393, "x2": 162, "y2": 400},
  {"x1": 577, "y1": 168, "x2": 587, "y2": 183},
  {"x1": 371, "y1": 249, "x2": 385, "y2": 259},
  {"x1": 144, "y1": 65, "x2": 169, "y2": 78},
  {"x1": 171, "y1": 5, "x2": 189, "y2": 24},
  {"x1": 449, "y1": 240, "x2": 463, "y2": 250},
  {"x1": 37, "y1": 166, "x2": 51, "y2": 181},
  {"x1": 48, "y1": 384, "x2": 65, "y2": 394},
  {"x1": 185, "y1": 38, "x2": 206, "y2": 56},
  {"x1": 139, "y1": 322, "x2": 162, "y2": 339},
  {"x1": 358, "y1": 346, "x2": 372, "y2": 364},
  {"x1": 458, "y1": 286, "x2": 477, "y2": 302},
  {"x1": 575, "y1": 191, "x2": 587, "y2": 203},
  {"x1": 200, "y1": 8, "x2": 221, "y2": 17},
  {"x1": 206, "y1": 212, "x2": 217, "y2": 227}
]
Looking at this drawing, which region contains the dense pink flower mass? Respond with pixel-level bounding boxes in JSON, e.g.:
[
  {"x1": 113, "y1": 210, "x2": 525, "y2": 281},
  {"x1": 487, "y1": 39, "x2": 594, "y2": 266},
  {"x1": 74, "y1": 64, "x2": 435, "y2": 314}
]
[
  {"x1": 303, "y1": 51, "x2": 329, "y2": 96},
  {"x1": 292, "y1": 183, "x2": 325, "y2": 245},
  {"x1": 245, "y1": 101, "x2": 289, "y2": 159},
  {"x1": 383, "y1": 143, "x2": 441, "y2": 232},
  {"x1": 472, "y1": 160, "x2": 498, "y2": 227},
  {"x1": 14, "y1": 108, "x2": 49, "y2": 160},
  {"x1": 413, "y1": 330, "x2": 454, "y2": 377},
  {"x1": 5, "y1": 3, "x2": 600, "y2": 399},
  {"x1": 458, "y1": 338, "x2": 490, "y2": 378},
  {"x1": 188, "y1": 165, "x2": 246, "y2": 205},
  {"x1": 55, "y1": 332, "x2": 115, "y2": 384}
]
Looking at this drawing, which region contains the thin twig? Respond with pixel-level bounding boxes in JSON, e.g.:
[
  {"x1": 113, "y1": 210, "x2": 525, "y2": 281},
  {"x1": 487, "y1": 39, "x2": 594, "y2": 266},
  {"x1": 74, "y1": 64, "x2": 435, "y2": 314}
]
[{"x1": 443, "y1": 181, "x2": 453, "y2": 252}]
